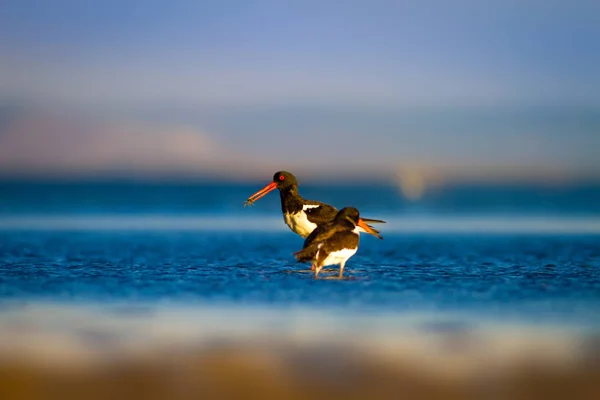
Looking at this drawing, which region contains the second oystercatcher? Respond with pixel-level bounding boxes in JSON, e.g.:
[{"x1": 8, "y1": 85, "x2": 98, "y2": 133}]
[
  {"x1": 293, "y1": 207, "x2": 368, "y2": 278},
  {"x1": 244, "y1": 171, "x2": 385, "y2": 239}
]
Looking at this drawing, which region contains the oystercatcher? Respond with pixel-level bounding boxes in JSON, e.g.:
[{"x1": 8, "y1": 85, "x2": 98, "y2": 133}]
[
  {"x1": 293, "y1": 207, "x2": 368, "y2": 278},
  {"x1": 244, "y1": 171, "x2": 385, "y2": 239}
]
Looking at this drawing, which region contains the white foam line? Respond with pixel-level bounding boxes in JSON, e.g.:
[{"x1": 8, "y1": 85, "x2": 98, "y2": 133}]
[{"x1": 0, "y1": 215, "x2": 599, "y2": 234}]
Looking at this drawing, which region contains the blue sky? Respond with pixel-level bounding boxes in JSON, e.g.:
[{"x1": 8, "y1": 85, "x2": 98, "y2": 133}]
[{"x1": 0, "y1": 0, "x2": 599, "y2": 180}]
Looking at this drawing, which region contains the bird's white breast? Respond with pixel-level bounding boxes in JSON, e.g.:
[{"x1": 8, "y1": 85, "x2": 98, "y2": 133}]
[
  {"x1": 284, "y1": 211, "x2": 317, "y2": 238},
  {"x1": 283, "y1": 204, "x2": 320, "y2": 238},
  {"x1": 321, "y1": 248, "x2": 357, "y2": 267}
]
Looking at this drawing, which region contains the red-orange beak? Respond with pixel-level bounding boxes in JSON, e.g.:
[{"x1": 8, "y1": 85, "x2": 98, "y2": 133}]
[
  {"x1": 244, "y1": 181, "x2": 278, "y2": 206},
  {"x1": 357, "y1": 218, "x2": 383, "y2": 239}
]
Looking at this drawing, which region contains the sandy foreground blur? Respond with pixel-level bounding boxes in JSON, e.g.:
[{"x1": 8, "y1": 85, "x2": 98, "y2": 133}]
[{"x1": 0, "y1": 303, "x2": 599, "y2": 400}]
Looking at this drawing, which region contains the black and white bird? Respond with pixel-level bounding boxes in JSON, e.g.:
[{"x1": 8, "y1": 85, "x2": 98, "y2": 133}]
[
  {"x1": 293, "y1": 207, "x2": 370, "y2": 278},
  {"x1": 245, "y1": 171, "x2": 384, "y2": 240}
]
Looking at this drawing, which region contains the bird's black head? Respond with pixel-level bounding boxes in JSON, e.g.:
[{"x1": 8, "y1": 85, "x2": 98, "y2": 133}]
[
  {"x1": 272, "y1": 171, "x2": 298, "y2": 191},
  {"x1": 244, "y1": 170, "x2": 299, "y2": 206},
  {"x1": 336, "y1": 207, "x2": 360, "y2": 226},
  {"x1": 335, "y1": 206, "x2": 382, "y2": 238}
]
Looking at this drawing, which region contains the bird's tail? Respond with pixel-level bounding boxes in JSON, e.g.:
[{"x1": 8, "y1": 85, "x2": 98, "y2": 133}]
[{"x1": 293, "y1": 245, "x2": 318, "y2": 263}]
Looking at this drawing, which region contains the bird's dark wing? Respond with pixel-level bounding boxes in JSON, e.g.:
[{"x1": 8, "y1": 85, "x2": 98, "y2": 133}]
[
  {"x1": 302, "y1": 220, "x2": 338, "y2": 247},
  {"x1": 321, "y1": 231, "x2": 360, "y2": 254},
  {"x1": 302, "y1": 200, "x2": 338, "y2": 226},
  {"x1": 293, "y1": 220, "x2": 339, "y2": 262},
  {"x1": 296, "y1": 230, "x2": 360, "y2": 264}
]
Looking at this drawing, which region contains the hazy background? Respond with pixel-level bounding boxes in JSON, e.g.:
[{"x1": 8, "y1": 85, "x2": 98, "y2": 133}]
[
  {"x1": 1, "y1": 0, "x2": 599, "y2": 196},
  {"x1": 1, "y1": 4, "x2": 600, "y2": 398}
]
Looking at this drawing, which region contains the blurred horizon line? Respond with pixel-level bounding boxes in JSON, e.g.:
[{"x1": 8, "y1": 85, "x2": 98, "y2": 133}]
[{"x1": 1, "y1": 166, "x2": 599, "y2": 186}]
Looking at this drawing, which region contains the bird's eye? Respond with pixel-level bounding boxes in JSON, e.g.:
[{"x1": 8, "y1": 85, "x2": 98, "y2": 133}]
[{"x1": 279, "y1": 175, "x2": 285, "y2": 181}]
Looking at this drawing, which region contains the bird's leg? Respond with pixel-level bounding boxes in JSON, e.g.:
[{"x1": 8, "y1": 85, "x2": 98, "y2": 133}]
[
  {"x1": 314, "y1": 265, "x2": 322, "y2": 278},
  {"x1": 339, "y1": 261, "x2": 346, "y2": 278},
  {"x1": 311, "y1": 264, "x2": 315, "y2": 271}
]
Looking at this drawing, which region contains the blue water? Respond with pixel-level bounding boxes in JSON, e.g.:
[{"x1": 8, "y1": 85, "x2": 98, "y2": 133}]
[{"x1": 1, "y1": 181, "x2": 599, "y2": 329}]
